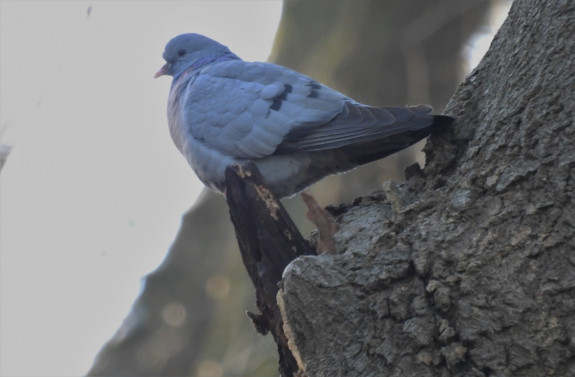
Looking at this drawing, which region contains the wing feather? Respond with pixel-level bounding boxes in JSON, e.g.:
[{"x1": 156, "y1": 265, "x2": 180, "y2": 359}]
[
  {"x1": 275, "y1": 103, "x2": 436, "y2": 153},
  {"x1": 181, "y1": 60, "x2": 345, "y2": 159},
  {"x1": 180, "y1": 60, "x2": 437, "y2": 159}
]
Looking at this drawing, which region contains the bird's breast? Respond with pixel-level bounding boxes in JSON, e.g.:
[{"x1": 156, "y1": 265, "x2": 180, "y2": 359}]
[{"x1": 167, "y1": 69, "x2": 201, "y2": 153}]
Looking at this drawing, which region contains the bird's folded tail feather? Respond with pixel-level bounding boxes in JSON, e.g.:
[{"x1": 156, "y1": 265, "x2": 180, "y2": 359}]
[
  {"x1": 276, "y1": 103, "x2": 453, "y2": 154},
  {"x1": 340, "y1": 114, "x2": 453, "y2": 166}
]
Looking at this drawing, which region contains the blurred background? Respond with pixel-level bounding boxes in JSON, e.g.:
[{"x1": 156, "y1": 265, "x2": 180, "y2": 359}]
[{"x1": 0, "y1": 1, "x2": 509, "y2": 376}]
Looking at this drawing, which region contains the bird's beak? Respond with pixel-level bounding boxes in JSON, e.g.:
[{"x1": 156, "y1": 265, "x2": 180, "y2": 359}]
[{"x1": 154, "y1": 63, "x2": 170, "y2": 78}]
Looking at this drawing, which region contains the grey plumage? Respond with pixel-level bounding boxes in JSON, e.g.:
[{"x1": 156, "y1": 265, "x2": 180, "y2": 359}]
[{"x1": 156, "y1": 33, "x2": 453, "y2": 198}]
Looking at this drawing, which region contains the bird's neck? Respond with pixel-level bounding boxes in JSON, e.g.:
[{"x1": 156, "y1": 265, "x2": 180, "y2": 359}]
[{"x1": 173, "y1": 51, "x2": 240, "y2": 81}]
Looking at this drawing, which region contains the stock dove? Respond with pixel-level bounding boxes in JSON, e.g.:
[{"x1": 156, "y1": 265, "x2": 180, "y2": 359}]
[{"x1": 155, "y1": 33, "x2": 453, "y2": 198}]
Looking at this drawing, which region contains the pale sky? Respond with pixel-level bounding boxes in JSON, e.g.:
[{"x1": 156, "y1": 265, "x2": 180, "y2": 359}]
[{"x1": 0, "y1": 2, "x2": 282, "y2": 376}]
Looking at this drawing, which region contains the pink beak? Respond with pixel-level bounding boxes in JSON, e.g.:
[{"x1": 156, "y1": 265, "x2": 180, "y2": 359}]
[{"x1": 154, "y1": 63, "x2": 169, "y2": 78}]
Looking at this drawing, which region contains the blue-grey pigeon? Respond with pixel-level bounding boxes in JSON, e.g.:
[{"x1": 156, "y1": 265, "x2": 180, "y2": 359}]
[{"x1": 155, "y1": 33, "x2": 453, "y2": 198}]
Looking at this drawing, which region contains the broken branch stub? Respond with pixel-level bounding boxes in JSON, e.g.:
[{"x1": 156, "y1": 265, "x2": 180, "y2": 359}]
[{"x1": 224, "y1": 162, "x2": 314, "y2": 377}]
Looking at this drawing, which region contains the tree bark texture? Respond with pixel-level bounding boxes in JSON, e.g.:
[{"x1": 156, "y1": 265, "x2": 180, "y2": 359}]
[
  {"x1": 279, "y1": 1, "x2": 575, "y2": 376},
  {"x1": 224, "y1": 163, "x2": 315, "y2": 377}
]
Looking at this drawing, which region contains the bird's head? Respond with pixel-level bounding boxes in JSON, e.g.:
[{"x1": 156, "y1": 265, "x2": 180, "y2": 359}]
[{"x1": 154, "y1": 33, "x2": 235, "y2": 79}]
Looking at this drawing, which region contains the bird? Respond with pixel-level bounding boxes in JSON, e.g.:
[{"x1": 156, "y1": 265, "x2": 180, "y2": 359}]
[{"x1": 155, "y1": 33, "x2": 453, "y2": 198}]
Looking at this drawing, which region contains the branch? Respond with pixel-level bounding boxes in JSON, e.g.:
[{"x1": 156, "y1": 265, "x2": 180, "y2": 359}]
[{"x1": 224, "y1": 163, "x2": 315, "y2": 377}]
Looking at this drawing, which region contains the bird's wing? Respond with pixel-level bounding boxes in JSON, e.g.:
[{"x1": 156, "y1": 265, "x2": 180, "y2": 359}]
[
  {"x1": 275, "y1": 104, "x2": 435, "y2": 153},
  {"x1": 181, "y1": 60, "x2": 345, "y2": 159},
  {"x1": 182, "y1": 60, "x2": 436, "y2": 159}
]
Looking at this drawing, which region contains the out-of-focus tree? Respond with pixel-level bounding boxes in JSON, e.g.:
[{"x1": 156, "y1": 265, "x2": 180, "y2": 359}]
[{"x1": 86, "y1": 1, "x2": 491, "y2": 376}]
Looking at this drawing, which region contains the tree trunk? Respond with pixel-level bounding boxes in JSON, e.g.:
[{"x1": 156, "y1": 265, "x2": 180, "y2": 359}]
[{"x1": 278, "y1": 0, "x2": 575, "y2": 376}]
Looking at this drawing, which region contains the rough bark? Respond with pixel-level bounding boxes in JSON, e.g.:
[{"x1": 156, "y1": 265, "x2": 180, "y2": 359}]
[
  {"x1": 279, "y1": 0, "x2": 575, "y2": 376},
  {"x1": 224, "y1": 163, "x2": 315, "y2": 377}
]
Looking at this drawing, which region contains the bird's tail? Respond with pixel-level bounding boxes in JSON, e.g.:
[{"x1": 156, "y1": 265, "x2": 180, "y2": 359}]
[
  {"x1": 341, "y1": 111, "x2": 454, "y2": 166},
  {"x1": 269, "y1": 105, "x2": 454, "y2": 196}
]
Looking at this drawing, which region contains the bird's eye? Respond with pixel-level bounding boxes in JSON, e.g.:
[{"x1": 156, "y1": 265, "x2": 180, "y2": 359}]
[{"x1": 177, "y1": 49, "x2": 187, "y2": 57}]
